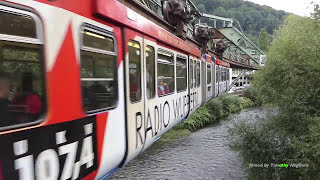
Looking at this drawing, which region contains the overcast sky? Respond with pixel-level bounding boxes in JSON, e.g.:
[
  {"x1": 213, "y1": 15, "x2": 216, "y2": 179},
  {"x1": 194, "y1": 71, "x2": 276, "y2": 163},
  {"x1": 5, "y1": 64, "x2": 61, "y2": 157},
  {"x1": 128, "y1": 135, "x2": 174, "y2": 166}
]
[{"x1": 245, "y1": 0, "x2": 320, "y2": 17}]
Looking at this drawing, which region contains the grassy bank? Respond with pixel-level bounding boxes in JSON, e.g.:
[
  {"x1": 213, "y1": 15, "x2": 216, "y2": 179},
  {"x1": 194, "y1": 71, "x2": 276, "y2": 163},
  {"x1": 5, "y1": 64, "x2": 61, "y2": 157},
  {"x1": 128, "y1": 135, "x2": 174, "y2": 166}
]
[{"x1": 155, "y1": 93, "x2": 257, "y2": 144}]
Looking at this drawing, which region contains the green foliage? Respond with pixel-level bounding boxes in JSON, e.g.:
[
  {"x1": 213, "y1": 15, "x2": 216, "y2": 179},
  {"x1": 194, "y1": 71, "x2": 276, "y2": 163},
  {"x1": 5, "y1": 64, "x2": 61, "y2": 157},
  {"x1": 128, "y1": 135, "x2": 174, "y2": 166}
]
[
  {"x1": 311, "y1": 2, "x2": 320, "y2": 21},
  {"x1": 239, "y1": 97, "x2": 255, "y2": 109},
  {"x1": 254, "y1": 14, "x2": 320, "y2": 115},
  {"x1": 242, "y1": 87, "x2": 262, "y2": 105},
  {"x1": 258, "y1": 28, "x2": 271, "y2": 52},
  {"x1": 230, "y1": 15, "x2": 320, "y2": 179},
  {"x1": 192, "y1": 0, "x2": 288, "y2": 39},
  {"x1": 179, "y1": 95, "x2": 255, "y2": 131},
  {"x1": 245, "y1": 33, "x2": 259, "y2": 46},
  {"x1": 219, "y1": 95, "x2": 241, "y2": 114},
  {"x1": 205, "y1": 98, "x2": 225, "y2": 119}
]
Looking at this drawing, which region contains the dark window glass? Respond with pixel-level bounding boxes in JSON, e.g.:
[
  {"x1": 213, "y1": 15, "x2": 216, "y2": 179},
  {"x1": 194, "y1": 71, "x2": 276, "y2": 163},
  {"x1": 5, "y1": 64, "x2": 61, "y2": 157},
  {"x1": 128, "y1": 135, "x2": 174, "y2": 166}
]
[
  {"x1": 0, "y1": 11, "x2": 37, "y2": 38},
  {"x1": 196, "y1": 61, "x2": 200, "y2": 87},
  {"x1": 80, "y1": 28, "x2": 117, "y2": 113},
  {"x1": 157, "y1": 50, "x2": 174, "y2": 96},
  {"x1": 0, "y1": 10, "x2": 45, "y2": 131},
  {"x1": 82, "y1": 29, "x2": 114, "y2": 52},
  {"x1": 146, "y1": 46, "x2": 155, "y2": 99},
  {"x1": 190, "y1": 59, "x2": 193, "y2": 88},
  {"x1": 176, "y1": 56, "x2": 187, "y2": 92},
  {"x1": 128, "y1": 41, "x2": 141, "y2": 102},
  {"x1": 207, "y1": 64, "x2": 211, "y2": 84}
]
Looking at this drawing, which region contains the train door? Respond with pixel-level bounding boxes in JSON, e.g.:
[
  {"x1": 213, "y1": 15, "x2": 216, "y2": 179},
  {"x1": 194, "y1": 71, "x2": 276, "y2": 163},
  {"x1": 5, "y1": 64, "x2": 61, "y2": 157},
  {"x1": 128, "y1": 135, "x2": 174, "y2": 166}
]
[
  {"x1": 212, "y1": 61, "x2": 216, "y2": 98},
  {"x1": 226, "y1": 68, "x2": 230, "y2": 92},
  {"x1": 195, "y1": 59, "x2": 202, "y2": 107},
  {"x1": 141, "y1": 37, "x2": 158, "y2": 151},
  {"x1": 223, "y1": 67, "x2": 227, "y2": 92},
  {"x1": 189, "y1": 57, "x2": 195, "y2": 114},
  {"x1": 216, "y1": 65, "x2": 221, "y2": 96},
  {"x1": 124, "y1": 29, "x2": 145, "y2": 163},
  {"x1": 219, "y1": 66, "x2": 223, "y2": 94},
  {"x1": 206, "y1": 62, "x2": 212, "y2": 100},
  {"x1": 201, "y1": 57, "x2": 207, "y2": 105},
  {"x1": 215, "y1": 65, "x2": 219, "y2": 97}
]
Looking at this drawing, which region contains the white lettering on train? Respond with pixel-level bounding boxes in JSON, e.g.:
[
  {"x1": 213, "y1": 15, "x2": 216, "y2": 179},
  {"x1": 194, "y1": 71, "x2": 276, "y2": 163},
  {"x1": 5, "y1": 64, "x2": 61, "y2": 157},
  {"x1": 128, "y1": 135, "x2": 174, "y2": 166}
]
[{"x1": 13, "y1": 123, "x2": 94, "y2": 180}]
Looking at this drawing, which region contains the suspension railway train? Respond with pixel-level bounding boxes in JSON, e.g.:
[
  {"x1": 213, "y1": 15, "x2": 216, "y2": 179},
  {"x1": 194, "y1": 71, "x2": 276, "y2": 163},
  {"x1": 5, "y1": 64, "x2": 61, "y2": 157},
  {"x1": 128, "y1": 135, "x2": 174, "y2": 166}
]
[{"x1": 0, "y1": 0, "x2": 231, "y2": 179}]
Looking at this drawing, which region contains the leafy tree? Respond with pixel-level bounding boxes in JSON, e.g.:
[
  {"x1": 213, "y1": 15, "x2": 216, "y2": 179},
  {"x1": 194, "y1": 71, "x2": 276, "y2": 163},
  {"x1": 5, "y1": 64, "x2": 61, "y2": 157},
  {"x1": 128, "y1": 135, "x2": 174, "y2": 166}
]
[
  {"x1": 311, "y1": 2, "x2": 320, "y2": 20},
  {"x1": 258, "y1": 28, "x2": 270, "y2": 52},
  {"x1": 253, "y1": 14, "x2": 320, "y2": 178},
  {"x1": 230, "y1": 14, "x2": 320, "y2": 179},
  {"x1": 196, "y1": 4, "x2": 206, "y2": 13},
  {"x1": 192, "y1": 0, "x2": 289, "y2": 41}
]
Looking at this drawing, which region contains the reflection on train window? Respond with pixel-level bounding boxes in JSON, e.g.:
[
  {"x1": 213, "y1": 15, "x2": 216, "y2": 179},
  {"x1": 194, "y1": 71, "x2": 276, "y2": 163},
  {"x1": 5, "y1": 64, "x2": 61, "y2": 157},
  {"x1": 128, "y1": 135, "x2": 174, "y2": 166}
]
[
  {"x1": 196, "y1": 61, "x2": 200, "y2": 87},
  {"x1": 190, "y1": 59, "x2": 193, "y2": 88},
  {"x1": 146, "y1": 46, "x2": 155, "y2": 99},
  {"x1": 128, "y1": 40, "x2": 141, "y2": 102},
  {"x1": 176, "y1": 56, "x2": 187, "y2": 92},
  {"x1": 82, "y1": 29, "x2": 114, "y2": 52},
  {"x1": 207, "y1": 64, "x2": 211, "y2": 84},
  {"x1": 0, "y1": 8, "x2": 45, "y2": 131},
  {"x1": 80, "y1": 27, "x2": 117, "y2": 113},
  {"x1": 0, "y1": 11, "x2": 37, "y2": 38},
  {"x1": 157, "y1": 50, "x2": 174, "y2": 96}
]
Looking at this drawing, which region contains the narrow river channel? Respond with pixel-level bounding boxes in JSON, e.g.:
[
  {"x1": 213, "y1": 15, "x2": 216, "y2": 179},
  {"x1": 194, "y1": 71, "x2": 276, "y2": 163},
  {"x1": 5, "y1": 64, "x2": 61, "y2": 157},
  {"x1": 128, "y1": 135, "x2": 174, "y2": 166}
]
[{"x1": 111, "y1": 107, "x2": 270, "y2": 180}]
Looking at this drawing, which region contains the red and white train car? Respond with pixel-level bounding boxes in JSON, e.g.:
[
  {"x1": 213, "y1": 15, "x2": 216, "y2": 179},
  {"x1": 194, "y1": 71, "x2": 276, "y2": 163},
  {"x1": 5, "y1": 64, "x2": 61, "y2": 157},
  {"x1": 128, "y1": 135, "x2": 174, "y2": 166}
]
[{"x1": 0, "y1": 0, "x2": 230, "y2": 179}]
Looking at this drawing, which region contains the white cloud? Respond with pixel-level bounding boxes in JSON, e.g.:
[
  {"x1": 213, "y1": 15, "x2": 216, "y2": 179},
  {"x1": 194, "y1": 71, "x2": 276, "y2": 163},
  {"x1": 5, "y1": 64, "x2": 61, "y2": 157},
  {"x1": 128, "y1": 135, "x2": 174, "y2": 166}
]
[{"x1": 245, "y1": 0, "x2": 320, "y2": 17}]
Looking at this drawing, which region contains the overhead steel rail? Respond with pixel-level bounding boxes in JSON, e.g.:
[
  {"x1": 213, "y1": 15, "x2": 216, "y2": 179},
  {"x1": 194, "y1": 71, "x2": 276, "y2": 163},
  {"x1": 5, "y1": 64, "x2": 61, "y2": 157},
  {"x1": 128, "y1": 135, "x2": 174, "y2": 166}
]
[{"x1": 122, "y1": 0, "x2": 265, "y2": 70}]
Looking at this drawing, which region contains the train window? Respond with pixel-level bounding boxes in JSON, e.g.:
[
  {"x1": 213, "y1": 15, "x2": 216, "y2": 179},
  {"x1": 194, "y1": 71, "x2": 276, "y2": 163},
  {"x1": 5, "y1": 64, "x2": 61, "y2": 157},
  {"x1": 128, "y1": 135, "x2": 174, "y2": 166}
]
[
  {"x1": 157, "y1": 50, "x2": 174, "y2": 96},
  {"x1": 190, "y1": 59, "x2": 193, "y2": 88},
  {"x1": 196, "y1": 61, "x2": 200, "y2": 87},
  {"x1": 146, "y1": 46, "x2": 155, "y2": 99},
  {"x1": 128, "y1": 40, "x2": 141, "y2": 102},
  {"x1": 80, "y1": 26, "x2": 117, "y2": 113},
  {"x1": 0, "y1": 7, "x2": 45, "y2": 131},
  {"x1": 207, "y1": 64, "x2": 211, "y2": 84},
  {"x1": 176, "y1": 56, "x2": 187, "y2": 92}
]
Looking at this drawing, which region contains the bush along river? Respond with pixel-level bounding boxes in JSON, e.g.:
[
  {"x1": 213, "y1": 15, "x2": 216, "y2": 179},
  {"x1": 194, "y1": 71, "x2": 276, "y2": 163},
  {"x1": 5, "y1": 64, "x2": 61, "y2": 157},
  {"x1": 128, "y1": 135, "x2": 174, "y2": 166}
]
[{"x1": 110, "y1": 95, "x2": 270, "y2": 179}]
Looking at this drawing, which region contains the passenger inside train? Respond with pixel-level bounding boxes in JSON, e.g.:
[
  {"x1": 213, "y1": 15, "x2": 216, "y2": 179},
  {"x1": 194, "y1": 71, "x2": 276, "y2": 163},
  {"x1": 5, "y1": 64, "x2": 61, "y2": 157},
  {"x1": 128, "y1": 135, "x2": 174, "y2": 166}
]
[
  {"x1": 12, "y1": 72, "x2": 42, "y2": 120},
  {"x1": 0, "y1": 72, "x2": 14, "y2": 127},
  {"x1": 0, "y1": 72, "x2": 43, "y2": 127},
  {"x1": 157, "y1": 78, "x2": 169, "y2": 96}
]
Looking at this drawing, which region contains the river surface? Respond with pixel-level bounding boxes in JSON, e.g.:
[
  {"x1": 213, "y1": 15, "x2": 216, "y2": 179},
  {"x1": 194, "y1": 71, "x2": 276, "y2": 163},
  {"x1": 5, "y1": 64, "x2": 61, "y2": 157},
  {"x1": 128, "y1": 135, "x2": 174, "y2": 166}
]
[{"x1": 111, "y1": 107, "x2": 271, "y2": 180}]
